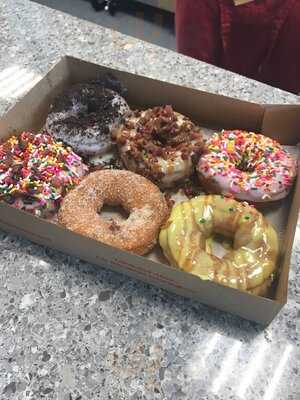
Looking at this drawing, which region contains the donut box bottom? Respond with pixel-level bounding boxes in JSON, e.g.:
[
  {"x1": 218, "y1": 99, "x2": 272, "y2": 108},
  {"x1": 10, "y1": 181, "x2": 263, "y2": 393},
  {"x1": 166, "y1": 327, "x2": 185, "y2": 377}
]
[{"x1": 1, "y1": 56, "x2": 300, "y2": 326}]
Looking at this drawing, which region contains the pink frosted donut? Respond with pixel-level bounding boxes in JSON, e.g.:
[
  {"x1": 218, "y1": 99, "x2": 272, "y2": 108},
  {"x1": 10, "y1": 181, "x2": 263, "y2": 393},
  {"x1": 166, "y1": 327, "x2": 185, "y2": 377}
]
[{"x1": 197, "y1": 130, "x2": 297, "y2": 203}]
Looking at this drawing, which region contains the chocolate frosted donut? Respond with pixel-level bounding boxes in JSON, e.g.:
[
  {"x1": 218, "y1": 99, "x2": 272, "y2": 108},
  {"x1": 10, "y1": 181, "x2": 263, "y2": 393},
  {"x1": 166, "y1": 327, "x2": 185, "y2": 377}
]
[{"x1": 46, "y1": 82, "x2": 130, "y2": 156}]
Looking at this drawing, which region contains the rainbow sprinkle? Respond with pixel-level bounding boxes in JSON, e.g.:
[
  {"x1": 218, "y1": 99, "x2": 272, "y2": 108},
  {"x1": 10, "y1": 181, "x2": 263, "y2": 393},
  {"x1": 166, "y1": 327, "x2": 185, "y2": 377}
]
[
  {"x1": 198, "y1": 130, "x2": 297, "y2": 201},
  {"x1": 0, "y1": 132, "x2": 88, "y2": 217}
]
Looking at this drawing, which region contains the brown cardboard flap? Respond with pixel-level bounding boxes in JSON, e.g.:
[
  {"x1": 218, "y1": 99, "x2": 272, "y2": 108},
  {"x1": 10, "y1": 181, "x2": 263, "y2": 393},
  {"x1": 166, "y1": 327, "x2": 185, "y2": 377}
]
[
  {"x1": 66, "y1": 56, "x2": 265, "y2": 132},
  {"x1": 0, "y1": 202, "x2": 283, "y2": 325},
  {"x1": 260, "y1": 105, "x2": 300, "y2": 301},
  {"x1": 275, "y1": 168, "x2": 300, "y2": 302},
  {"x1": 261, "y1": 105, "x2": 300, "y2": 145},
  {"x1": 0, "y1": 57, "x2": 71, "y2": 140}
]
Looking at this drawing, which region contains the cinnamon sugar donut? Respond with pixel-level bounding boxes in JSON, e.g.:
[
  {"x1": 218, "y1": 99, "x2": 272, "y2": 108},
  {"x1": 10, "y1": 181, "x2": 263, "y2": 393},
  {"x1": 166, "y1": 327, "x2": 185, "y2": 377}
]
[
  {"x1": 58, "y1": 170, "x2": 169, "y2": 255},
  {"x1": 113, "y1": 106, "x2": 204, "y2": 188}
]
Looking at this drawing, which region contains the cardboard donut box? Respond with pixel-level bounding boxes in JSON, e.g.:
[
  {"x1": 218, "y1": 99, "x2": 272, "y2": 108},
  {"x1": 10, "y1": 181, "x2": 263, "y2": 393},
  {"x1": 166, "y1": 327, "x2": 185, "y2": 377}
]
[{"x1": 1, "y1": 56, "x2": 300, "y2": 325}]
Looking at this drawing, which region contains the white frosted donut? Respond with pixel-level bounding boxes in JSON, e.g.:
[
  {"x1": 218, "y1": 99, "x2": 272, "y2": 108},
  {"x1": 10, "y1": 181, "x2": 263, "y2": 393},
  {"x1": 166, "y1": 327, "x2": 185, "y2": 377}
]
[
  {"x1": 113, "y1": 106, "x2": 204, "y2": 188},
  {"x1": 197, "y1": 130, "x2": 297, "y2": 203},
  {"x1": 46, "y1": 83, "x2": 130, "y2": 156}
]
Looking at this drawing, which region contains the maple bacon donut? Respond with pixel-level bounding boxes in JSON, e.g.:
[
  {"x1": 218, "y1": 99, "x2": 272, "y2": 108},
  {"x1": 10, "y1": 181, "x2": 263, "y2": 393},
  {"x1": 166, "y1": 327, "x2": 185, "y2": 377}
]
[
  {"x1": 58, "y1": 170, "x2": 169, "y2": 255},
  {"x1": 197, "y1": 130, "x2": 297, "y2": 203},
  {"x1": 113, "y1": 106, "x2": 204, "y2": 188}
]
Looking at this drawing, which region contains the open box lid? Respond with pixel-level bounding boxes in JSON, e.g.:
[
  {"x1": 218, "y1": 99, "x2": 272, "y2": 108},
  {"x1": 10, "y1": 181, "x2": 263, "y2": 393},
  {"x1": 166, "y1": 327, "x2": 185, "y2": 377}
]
[
  {"x1": 262, "y1": 105, "x2": 300, "y2": 144},
  {"x1": 1, "y1": 56, "x2": 300, "y2": 142},
  {"x1": 262, "y1": 105, "x2": 300, "y2": 304}
]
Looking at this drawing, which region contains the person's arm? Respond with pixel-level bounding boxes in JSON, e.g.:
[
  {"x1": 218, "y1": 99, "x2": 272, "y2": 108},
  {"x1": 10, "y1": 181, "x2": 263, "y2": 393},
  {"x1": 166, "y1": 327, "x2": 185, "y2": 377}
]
[{"x1": 176, "y1": 0, "x2": 222, "y2": 66}]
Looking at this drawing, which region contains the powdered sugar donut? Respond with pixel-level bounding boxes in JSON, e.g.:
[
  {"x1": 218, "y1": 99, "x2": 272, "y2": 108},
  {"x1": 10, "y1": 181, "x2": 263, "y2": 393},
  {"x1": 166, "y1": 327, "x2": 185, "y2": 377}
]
[
  {"x1": 197, "y1": 130, "x2": 297, "y2": 203},
  {"x1": 46, "y1": 83, "x2": 130, "y2": 156},
  {"x1": 113, "y1": 106, "x2": 204, "y2": 188}
]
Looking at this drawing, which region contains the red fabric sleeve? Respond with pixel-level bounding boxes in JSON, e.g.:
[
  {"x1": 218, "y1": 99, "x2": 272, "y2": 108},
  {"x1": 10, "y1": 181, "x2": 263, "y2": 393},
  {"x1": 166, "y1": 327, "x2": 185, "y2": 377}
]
[
  {"x1": 176, "y1": 0, "x2": 222, "y2": 66},
  {"x1": 261, "y1": 0, "x2": 300, "y2": 93},
  {"x1": 176, "y1": 0, "x2": 300, "y2": 94}
]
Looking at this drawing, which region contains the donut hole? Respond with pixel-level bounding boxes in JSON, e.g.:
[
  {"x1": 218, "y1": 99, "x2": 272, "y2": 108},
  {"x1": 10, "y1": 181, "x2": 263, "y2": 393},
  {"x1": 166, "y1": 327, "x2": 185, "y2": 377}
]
[
  {"x1": 154, "y1": 132, "x2": 168, "y2": 145},
  {"x1": 99, "y1": 203, "x2": 130, "y2": 222},
  {"x1": 209, "y1": 233, "x2": 233, "y2": 258},
  {"x1": 236, "y1": 163, "x2": 255, "y2": 173},
  {"x1": 87, "y1": 100, "x2": 98, "y2": 114},
  {"x1": 236, "y1": 157, "x2": 255, "y2": 173},
  {"x1": 236, "y1": 154, "x2": 261, "y2": 173}
]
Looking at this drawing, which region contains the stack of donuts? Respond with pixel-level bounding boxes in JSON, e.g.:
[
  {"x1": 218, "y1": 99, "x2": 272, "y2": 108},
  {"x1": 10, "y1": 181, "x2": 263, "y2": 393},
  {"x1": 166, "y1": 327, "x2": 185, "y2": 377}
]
[{"x1": 0, "y1": 75, "x2": 297, "y2": 296}]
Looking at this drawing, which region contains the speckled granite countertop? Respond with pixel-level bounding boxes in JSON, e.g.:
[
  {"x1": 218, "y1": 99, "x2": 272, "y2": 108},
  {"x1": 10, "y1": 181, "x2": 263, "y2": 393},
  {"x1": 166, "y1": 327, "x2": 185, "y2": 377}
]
[{"x1": 0, "y1": 1, "x2": 299, "y2": 399}]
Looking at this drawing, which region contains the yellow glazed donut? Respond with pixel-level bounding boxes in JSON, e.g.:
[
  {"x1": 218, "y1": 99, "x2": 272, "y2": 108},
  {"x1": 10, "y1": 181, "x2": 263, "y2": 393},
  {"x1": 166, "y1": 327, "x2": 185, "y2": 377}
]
[{"x1": 159, "y1": 195, "x2": 279, "y2": 292}]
